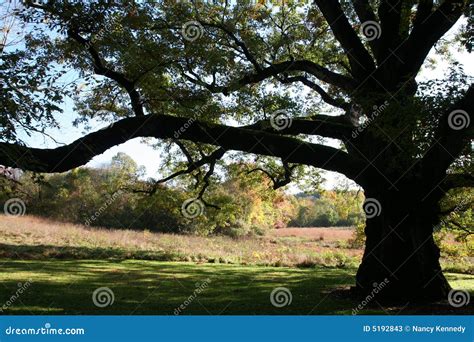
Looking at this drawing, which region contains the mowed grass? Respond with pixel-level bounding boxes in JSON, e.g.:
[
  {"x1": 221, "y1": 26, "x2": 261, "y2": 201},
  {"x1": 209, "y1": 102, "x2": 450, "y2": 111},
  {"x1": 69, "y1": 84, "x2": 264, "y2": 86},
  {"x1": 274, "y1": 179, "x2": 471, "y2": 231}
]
[
  {"x1": 0, "y1": 259, "x2": 473, "y2": 315},
  {"x1": 0, "y1": 260, "x2": 355, "y2": 315}
]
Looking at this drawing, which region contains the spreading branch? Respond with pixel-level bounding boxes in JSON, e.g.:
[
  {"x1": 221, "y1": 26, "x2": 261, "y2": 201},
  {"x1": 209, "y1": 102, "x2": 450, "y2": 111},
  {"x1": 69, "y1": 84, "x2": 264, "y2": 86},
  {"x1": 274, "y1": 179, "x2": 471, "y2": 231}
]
[
  {"x1": 247, "y1": 161, "x2": 296, "y2": 190},
  {"x1": 314, "y1": 0, "x2": 376, "y2": 79},
  {"x1": 243, "y1": 114, "x2": 353, "y2": 140},
  {"x1": 154, "y1": 146, "x2": 226, "y2": 190},
  {"x1": 378, "y1": 0, "x2": 403, "y2": 61},
  {"x1": 183, "y1": 59, "x2": 357, "y2": 95},
  {"x1": 422, "y1": 84, "x2": 474, "y2": 185},
  {"x1": 279, "y1": 75, "x2": 350, "y2": 110},
  {"x1": 351, "y1": 0, "x2": 380, "y2": 59},
  {"x1": 413, "y1": 0, "x2": 434, "y2": 27},
  {"x1": 399, "y1": 0, "x2": 466, "y2": 78},
  {"x1": 67, "y1": 29, "x2": 145, "y2": 117},
  {"x1": 200, "y1": 21, "x2": 262, "y2": 72},
  {"x1": 0, "y1": 114, "x2": 365, "y2": 181}
]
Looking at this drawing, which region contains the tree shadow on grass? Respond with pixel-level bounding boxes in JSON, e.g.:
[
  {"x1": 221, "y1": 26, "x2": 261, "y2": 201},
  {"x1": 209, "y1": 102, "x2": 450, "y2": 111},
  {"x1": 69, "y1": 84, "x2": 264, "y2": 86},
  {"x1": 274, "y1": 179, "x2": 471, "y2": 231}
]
[
  {"x1": 0, "y1": 243, "x2": 183, "y2": 262},
  {"x1": 0, "y1": 244, "x2": 357, "y2": 315},
  {"x1": 0, "y1": 244, "x2": 472, "y2": 315}
]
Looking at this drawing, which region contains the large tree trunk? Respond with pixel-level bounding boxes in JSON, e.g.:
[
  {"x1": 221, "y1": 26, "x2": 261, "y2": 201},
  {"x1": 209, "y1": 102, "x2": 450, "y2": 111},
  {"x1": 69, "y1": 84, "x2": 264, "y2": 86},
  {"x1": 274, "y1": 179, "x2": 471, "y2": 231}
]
[{"x1": 354, "y1": 186, "x2": 451, "y2": 301}]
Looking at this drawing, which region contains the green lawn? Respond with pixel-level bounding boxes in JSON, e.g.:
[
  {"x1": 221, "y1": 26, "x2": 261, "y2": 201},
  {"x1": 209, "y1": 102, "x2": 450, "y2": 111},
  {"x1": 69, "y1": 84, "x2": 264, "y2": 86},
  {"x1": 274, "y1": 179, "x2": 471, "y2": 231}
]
[{"x1": 0, "y1": 259, "x2": 472, "y2": 315}]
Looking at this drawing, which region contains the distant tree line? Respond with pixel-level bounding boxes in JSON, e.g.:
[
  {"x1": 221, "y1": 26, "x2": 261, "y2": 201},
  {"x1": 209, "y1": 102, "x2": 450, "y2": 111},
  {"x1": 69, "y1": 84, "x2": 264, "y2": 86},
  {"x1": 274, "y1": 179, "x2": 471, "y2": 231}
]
[
  {"x1": 289, "y1": 192, "x2": 364, "y2": 228},
  {"x1": 0, "y1": 153, "x2": 376, "y2": 235}
]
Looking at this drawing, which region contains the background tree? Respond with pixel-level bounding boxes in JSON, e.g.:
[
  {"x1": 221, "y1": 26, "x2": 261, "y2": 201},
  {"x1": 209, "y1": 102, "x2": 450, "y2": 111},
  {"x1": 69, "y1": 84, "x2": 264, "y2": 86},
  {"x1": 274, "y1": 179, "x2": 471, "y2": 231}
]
[
  {"x1": 290, "y1": 190, "x2": 364, "y2": 227},
  {"x1": 0, "y1": 1, "x2": 472, "y2": 301},
  {"x1": 2, "y1": 153, "x2": 295, "y2": 236}
]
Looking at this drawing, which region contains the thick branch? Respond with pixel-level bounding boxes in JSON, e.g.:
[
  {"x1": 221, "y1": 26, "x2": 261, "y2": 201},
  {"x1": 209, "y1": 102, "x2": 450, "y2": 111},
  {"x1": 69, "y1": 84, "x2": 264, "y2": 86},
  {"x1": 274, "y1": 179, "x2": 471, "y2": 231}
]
[
  {"x1": 0, "y1": 114, "x2": 364, "y2": 180},
  {"x1": 244, "y1": 115, "x2": 353, "y2": 140},
  {"x1": 378, "y1": 0, "x2": 403, "y2": 60},
  {"x1": 413, "y1": 0, "x2": 434, "y2": 27},
  {"x1": 422, "y1": 84, "x2": 474, "y2": 184},
  {"x1": 399, "y1": 0, "x2": 465, "y2": 78},
  {"x1": 351, "y1": 0, "x2": 378, "y2": 25},
  {"x1": 314, "y1": 0, "x2": 376, "y2": 79},
  {"x1": 351, "y1": 0, "x2": 380, "y2": 58}
]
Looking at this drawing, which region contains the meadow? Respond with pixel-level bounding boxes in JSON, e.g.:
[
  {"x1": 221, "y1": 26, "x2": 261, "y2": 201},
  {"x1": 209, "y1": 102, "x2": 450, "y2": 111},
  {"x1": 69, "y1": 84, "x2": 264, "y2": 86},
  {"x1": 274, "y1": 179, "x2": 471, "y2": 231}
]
[{"x1": 0, "y1": 216, "x2": 472, "y2": 315}]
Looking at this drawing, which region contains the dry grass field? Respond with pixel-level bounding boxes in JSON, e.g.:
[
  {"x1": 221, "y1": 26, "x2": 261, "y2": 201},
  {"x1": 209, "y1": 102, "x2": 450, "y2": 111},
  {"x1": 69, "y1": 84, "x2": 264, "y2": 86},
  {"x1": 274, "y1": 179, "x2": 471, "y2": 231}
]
[
  {"x1": 270, "y1": 227, "x2": 353, "y2": 240},
  {"x1": 0, "y1": 215, "x2": 362, "y2": 268}
]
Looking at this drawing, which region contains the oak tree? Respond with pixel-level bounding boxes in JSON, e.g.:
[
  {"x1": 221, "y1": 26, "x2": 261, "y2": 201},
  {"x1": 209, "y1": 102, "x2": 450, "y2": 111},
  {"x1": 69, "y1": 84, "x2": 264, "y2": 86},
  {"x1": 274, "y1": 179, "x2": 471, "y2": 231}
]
[{"x1": 0, "y1": 0, "x2": 472, "y2": 300}]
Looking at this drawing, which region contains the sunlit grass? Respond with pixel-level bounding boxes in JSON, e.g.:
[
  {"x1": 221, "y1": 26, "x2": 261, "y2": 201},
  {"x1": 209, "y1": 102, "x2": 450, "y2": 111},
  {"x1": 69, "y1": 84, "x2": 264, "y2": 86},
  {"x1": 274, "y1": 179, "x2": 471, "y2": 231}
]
[
  {"x1": 0, "y1": 259, "x2": 472, "y2": 315},
  {"x1": 0, "y1": 259, "x2": 355, "y2": 315}
]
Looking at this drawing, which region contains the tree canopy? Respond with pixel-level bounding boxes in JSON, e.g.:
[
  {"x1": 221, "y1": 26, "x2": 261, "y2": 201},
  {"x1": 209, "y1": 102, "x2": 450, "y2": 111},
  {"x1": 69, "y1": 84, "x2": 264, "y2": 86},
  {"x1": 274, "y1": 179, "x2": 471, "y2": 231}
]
[{"x1": 0, "y1": 0, "x2": 469, "y2": 189}]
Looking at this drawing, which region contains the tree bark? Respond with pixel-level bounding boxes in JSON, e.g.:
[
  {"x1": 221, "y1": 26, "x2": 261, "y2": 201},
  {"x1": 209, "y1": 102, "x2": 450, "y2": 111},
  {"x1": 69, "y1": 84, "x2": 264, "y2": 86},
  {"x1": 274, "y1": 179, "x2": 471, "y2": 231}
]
[{"x1": 354, "y1": 186, "x2": 451, "y2": 301}]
